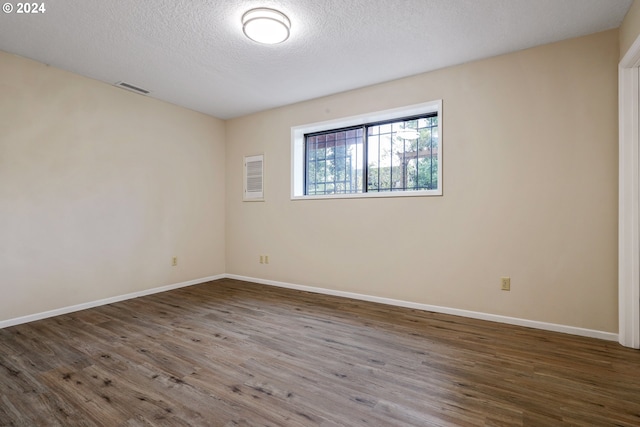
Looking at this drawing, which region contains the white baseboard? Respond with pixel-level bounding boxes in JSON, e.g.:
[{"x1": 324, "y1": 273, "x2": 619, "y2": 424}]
[
  {"x1": 0, "y1": 274, "x2": 225, "y2": 329},
  {"x1": 225, "y1": 274, "x2": 619, "y2": 342},
  {"x1": 1, "y1": 273, "x2": 619, "y2": 343}
]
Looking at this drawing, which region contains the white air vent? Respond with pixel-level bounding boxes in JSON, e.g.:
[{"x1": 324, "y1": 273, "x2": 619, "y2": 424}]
[
  {"x1": 244, "y1": 154, "x2": 264, "y2": 201},
  {"x1": 114, "y1": 81, "x2": 150, "y2": 95}
]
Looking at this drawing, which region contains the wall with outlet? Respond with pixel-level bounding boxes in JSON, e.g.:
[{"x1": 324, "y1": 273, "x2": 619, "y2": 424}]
[
  {"x1": 0, "y1": 51, "x2": 226, "y2": 322},
  {"x1": 0, "y1": 28, "x2": 623, "y2": 336},
  {"x1": 225, "y1": 30, "x2": 619, "y2": 333}
]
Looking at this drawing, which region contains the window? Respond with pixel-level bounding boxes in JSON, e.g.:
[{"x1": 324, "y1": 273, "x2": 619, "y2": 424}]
[
  {"x1": 292, "y1": 100, "x2": 442, "y2": 199},
  {"x1": 305, "y1": 127, "x2": 363, "y2": 195}
]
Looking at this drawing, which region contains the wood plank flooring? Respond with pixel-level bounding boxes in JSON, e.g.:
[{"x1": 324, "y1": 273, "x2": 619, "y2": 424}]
[{"x1": 1, "y1": 278, "x2": 639, "y2": 426}]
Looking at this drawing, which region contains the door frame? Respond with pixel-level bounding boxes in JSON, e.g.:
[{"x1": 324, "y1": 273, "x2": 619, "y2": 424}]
[{"x1": 619, "y1": 34, "x2": 640, "y2": 349}]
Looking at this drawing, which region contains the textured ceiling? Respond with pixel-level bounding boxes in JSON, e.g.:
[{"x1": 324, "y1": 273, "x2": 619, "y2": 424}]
[{"x1": 0, "y1": 0, "x2": 633, "y2": 119}]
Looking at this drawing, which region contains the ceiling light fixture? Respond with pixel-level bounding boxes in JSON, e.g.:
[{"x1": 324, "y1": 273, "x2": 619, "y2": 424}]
[{"x1": 242, "y1": 8, "x2": 291, "y2": 44}]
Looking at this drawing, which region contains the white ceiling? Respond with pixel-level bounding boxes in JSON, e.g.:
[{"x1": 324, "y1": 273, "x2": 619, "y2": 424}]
[{"x1": 0, "y1": 0, "x2": 633, "y2": 119}]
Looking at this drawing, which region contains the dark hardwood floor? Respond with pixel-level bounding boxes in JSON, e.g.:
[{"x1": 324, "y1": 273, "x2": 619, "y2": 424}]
[{"x1": 1, "y1": 278, "x2": 639, "y2": 426}]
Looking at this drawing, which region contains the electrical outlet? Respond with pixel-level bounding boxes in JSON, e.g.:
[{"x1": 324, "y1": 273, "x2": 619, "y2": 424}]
[
  {"x1": 501, "y1": 277, "x2": 510, "y2": 291},
  {"x1": 172, "y1": 257, "x2": 178, "y2": 267},
  {"x1": 265, "y1": 255, "x2": 269, "y2": 264},
  {"x1": 260, "y1": 255, "x2": 264, "y2": 264}
]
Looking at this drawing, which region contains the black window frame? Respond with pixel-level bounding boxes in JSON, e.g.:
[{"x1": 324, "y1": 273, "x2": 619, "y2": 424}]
[{"x1": 303, "y1": 112, "x2": 439, "y2": 196}]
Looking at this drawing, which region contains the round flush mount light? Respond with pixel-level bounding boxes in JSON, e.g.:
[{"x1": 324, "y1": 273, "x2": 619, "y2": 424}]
[{"x1": 242, "y1": 8, "x2": 291, "y2": 44}]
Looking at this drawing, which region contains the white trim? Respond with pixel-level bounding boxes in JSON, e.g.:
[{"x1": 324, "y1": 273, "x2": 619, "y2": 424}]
[
  {"x1": 226, "y1": 274, "x2": 618, "y2": 342},
  {"x1": 291, "y1": 100, "x2": 443, "y2": 199},
  {"x1": 0, "y1": 275, "x2": 225, "y2": 329},
  {"x1": 2, "y1": 272, "x2": 618, "y2": 342},
  {"x1": 619, "y1": 34, "x2": 640, "y2": 349},
  {"x1": 291, "y1": 189, "x2": 441, "y2": 201}
]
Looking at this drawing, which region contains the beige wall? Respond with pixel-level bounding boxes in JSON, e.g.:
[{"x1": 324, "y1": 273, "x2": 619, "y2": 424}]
[
  {"x1": 621, "y1": 0, "x2": 640, "y2": 58},
  {"x1": 0, "y1": 28, "x2": 621, "y2": 333},
  {"x1": 0, "y1": 52, "x2": 226, "y2": 322},
  {"x1": 226, "y1": 30, "x2": 619, "y2": 333}
]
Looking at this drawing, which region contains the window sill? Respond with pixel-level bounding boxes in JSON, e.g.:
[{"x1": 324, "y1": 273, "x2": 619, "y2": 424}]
[{"x1": 291, "y1": 190, "x2": 442, "y2": 201}]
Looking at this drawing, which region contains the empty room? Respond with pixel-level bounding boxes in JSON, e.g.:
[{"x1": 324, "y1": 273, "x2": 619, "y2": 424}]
[{"x1": 2, "y1": 0, "x2": 640, "y2": 425}]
